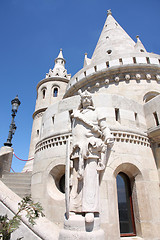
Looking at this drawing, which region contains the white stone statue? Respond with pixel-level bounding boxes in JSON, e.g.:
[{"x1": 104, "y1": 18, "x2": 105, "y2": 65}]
[{"x1": 68, "y1": 90, "x2": 114, "y2": 223}]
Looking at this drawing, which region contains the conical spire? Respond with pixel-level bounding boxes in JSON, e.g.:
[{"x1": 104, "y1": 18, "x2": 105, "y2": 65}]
[
  {"x1": 47, "y1": 49, "x2": 69, "y2": 79},
  {"x1": 55, "y1": 48, "x2": 66, "y2": 63},
  {"x1": 134, "y1": 35, "x2": 146, "y2": 52},
  {"x1": 83, "y1": 53, "x2": 91, "y2": 67},
  {"x1": 91, "y1": 10, "x2": 136, "y2": 64}
]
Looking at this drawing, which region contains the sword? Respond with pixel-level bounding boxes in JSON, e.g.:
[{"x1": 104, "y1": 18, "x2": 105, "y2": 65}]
[{"x1": 65, "y1": 136, "x2": 70, "y2": 220}]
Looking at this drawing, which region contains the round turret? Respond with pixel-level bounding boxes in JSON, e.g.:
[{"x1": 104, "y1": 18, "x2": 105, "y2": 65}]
[
  {"x1": 23, "y1": 49, "x2": 70, "y2": 172},
  {"x1": 64, "y1": 11, "x2": 160, "y2": 104}
]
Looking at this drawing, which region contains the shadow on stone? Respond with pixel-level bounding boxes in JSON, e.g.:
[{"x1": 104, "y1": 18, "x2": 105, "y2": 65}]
[{"x1": 85, "y1": 221, "x2": 94, "y2": 232}]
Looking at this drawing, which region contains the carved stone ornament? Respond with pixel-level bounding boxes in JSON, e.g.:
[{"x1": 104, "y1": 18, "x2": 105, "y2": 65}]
[
  {"x1": 136, "y1": 73, "x2": 141, "y2": 80},
  {"x1": 125, "y1": 74, "x2": 130, "y2": 81},
  {"x1": 146, "y1": 74, "x2": 151, "y2": 80},
  {"x1": 156, "y1": 75, "x2": 160, "y2": 81},
  {"x1": 66, "y1": 89, "x2": 114, "y2": 223}
]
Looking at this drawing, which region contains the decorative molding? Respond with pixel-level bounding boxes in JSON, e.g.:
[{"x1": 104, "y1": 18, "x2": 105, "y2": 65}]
[
  {"x1": 156, "y1": 75, "x2": 160, "y2": 81},
  {"x1": 115, "y1": 76, "x2": 120, "y2": 82},
  {"x1": 34, "y1": 112, "x2": 44, "y2": 119},
  {"x1": 64, "y1": 56, "x2": 160, "y2": 98},
  {"x1": 35, "y1": 130, "x2": 150, "y2": 154},
  {"x1": 125, "y1": 74, "x2": 130, "y2": 80},
  {"x1": 136, "y1": 74, "x2": 141, "y2": 80},
  {"x1": 146, "y1": 74, "x2": 151, "y2": 80},
  {"x1": 33, "y1": 108, "x2": 46, "y2": 119}
]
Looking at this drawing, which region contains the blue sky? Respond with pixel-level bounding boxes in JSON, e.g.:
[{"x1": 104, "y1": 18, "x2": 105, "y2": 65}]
[{"x1": 0, "y1": 0, "x2": 160, "y2": 172}]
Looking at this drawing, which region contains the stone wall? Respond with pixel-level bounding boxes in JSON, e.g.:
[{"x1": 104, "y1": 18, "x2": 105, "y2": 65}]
[{"x1": 31, "y1": 93, "x2": 160, "y2": 239}]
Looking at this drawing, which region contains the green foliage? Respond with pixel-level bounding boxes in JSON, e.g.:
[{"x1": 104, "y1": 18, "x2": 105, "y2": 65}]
[{"x1": 0, "y1": 196, "x2": 44, "y2": 240}]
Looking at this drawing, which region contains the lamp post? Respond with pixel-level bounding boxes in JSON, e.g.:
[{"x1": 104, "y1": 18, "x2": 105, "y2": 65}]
[{"x1": 4, "y1": 96, "x2": 21, "y2": 147}]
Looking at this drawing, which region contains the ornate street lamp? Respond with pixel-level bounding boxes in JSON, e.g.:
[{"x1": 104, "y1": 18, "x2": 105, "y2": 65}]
[{"x1": 4, "y1": 96, "x2": 21, "y2": 147}]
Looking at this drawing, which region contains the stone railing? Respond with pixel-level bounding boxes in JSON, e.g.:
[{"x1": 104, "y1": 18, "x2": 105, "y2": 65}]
[
  {"x1": 66, "y1": 56, "x2": 160, "y2": 91},
  {"x1": 35, "y1": 130, "x2": 150, "y2": 153}
]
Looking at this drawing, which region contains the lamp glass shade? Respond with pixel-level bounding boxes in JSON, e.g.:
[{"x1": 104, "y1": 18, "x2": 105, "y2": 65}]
[{"x1": 11, "y1": 96, "x2": 21, "y2": 112}]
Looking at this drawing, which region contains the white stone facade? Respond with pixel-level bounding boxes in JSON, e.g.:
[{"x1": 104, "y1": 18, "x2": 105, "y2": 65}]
[{"x1": 24, "y1": 10, "x2": 160, "y2": 240}]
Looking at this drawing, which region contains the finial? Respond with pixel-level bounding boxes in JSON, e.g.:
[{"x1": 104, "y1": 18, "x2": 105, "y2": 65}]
[
  {"x1": 107, "y1": 9, "x2": 112, "y2": 16},
  {"x1": 56, "y1": 48, "x2": 65, "y2": 61},
  {"x1": 85, "y1": 53, "x2": 88, "y2": 58},
  {"x1": 136, "y1": 35, "x2": 141, "y2": 43}
]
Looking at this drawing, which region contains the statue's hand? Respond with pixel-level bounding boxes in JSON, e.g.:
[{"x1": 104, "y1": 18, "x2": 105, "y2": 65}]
[
  {"x1": 73, "y1": 111, "x2": 81, "y2": 119},
  {"x1": 92, "y1": 125, "x2": 101, "y2": 135},
  {"x1": 97, "y1": 161, "x2": 105, "y2": 171},
  {"x1": 105, "y1": 138, "x2": 114, "y2": 146}
]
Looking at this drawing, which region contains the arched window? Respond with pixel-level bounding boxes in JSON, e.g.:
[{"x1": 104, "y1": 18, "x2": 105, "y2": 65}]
[
  {"x1": 143, "y1": 91, "x2": 160, "y2": 103},
  {"x1": 116, "y1": 172, "x2": 136, "y2": 236},
  {"x1": 53, "y1": 87, "x2": 58, "y2": 97}
]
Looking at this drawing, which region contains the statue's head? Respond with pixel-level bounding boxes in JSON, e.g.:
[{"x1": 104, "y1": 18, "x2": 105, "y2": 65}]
[{"x1": 78, "y1": 90, "x2": 94, "y2": 110}]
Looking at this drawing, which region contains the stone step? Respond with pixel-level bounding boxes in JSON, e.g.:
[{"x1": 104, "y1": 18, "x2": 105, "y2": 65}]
[
  {"x1": 10, "y1": 187, "x2": 31, "y2": 194},
  {"x1": 2, "y1": 178, "x2": 31, "y2": 184},
  {"x1": 3, "y1": 183, "x2": 31, "y2": 189},
  {"x1": 2, "y1": 172, "x2": 32, "y2": 179},
  {"x1": 1, "y1": 172, "x2": 32, "y2": 198}
]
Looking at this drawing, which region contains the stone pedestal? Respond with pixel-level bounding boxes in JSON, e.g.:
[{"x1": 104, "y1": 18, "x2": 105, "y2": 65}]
[
  {"x1": 59, "y1": 214, "x2": 105, "y2": 240},
  {"x1": 0, "y1": 146, "x2": 13, "y2": 177}
]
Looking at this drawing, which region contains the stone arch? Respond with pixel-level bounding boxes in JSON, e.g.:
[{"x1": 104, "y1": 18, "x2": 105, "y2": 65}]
[
  {"x1": 113, "y1": 162, "x2": 142, "y2": 180},
  {"x1": 46, "y1": 162, "x2": 65, "y2": 201},
  {"x1": 143, "y1": 91, "x2": 160, "y2": 103},
  {"x1": 112, "y1": 162, "x2": 152, "y2": 238}
]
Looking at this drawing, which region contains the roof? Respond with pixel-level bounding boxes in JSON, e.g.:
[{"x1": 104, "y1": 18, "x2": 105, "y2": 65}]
[{"x1": 91, "y1": 10, "x2": 139, "y2": 64}]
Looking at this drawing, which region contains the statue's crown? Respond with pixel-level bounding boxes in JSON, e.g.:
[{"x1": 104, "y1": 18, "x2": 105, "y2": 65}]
[{"x1": 78, "y1": 89, "x2": 92, "y2": 98}]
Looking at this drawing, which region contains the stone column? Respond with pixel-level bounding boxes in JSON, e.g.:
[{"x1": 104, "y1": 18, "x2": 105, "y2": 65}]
[{"x1": 0, "y1": 146, "x2": 13, "y2": 177}]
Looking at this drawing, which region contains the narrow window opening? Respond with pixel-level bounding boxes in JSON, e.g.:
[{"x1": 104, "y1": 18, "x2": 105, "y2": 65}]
[
  {"x1": 116, "y1": 173, "x2": 136, "y2": 236},
  {"x1": 115, "y1": 108, "x2": 120, "y2": 122},
  {"x1": 37, "y1": 130, "x2": 39, "y2": 136},
  {"x1": 140, "y1": 49, "x2": 144, "y2": 52},
  {"x1": 146, "y1": 57, "x2": 150, "y2": 64},
  {"x1": 53, "y1": 88, "x2": 58, "y2": 97},
  {"x1": 134, "y1": 112, "x2": 137, "y2": 120},
  {"x1": 69, "y1": 110, "x2": 73, "y2": 128},
  {"x1": 84, "y1": 71, "x2": 86, "y2": 77},
  {"x1": 134, "y1": 112, "x2": 139, "y2": 127},
  {"x1": 119, "y1": 58, "x2": 123, "y2": 65},
  {"x1": 153, "y1": 112, "x2": 159, "y2": 126},
  {"x1": 133, "y1": 57, "x2": 137, "y2": 64},
  {"x1": 43, "y1": 89, "x2": 46, "y2": 99},
  {"x1": 52, "y1": 116, "x2": 55, "y2": 124},
  {"x1": 56, "y1": 73, "x2": 59, "y2": 76},
  {"x1": 106, "y1": 36, "x2": 109, "y2": 39},
  {"x1": 106, "y1": 61, "x2": 110, "y2": 68},
  {"x1": 94, "y1": 66, "x2": 97, "y2": 72},
  {"x1": 159, "y1": 59, "x2": 160, "y2": 64}
]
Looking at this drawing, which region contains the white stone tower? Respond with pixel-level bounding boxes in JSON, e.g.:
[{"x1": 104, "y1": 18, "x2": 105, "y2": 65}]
[
  {"x1": 21, "y1": 10, "x2": 160, "y2": 240},
  {"x1": 23, "y1": 49, "x2": 70, "y2": 172}
]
